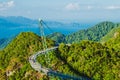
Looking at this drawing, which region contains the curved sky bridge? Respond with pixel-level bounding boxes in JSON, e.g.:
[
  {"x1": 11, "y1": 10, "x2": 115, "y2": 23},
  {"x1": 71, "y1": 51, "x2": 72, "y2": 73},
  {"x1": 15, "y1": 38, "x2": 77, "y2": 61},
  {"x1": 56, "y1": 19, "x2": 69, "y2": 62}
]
[
  {"x1": 29, "y1": 20, "x2": 90, "y2": 80},
  {"x1": 29, "y1": 46, "x2": 90, "y2": 80}
]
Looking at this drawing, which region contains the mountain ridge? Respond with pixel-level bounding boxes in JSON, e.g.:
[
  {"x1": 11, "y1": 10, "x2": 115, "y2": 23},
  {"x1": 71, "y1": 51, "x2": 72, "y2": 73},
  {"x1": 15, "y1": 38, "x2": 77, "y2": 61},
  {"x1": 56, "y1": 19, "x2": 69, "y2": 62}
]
[
  {"x1": 47, "y1": 21, "x2": 120, "y2": 44},
  {"x1": 65, "y1": 21, "x2": 120, "y2": 43}
]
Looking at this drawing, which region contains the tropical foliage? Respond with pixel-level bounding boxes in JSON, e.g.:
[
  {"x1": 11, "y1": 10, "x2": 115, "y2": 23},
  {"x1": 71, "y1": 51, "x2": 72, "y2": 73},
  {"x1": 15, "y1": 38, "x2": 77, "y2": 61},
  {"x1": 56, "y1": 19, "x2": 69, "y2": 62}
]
[
  {"x1": 66, "y1": 21, "x2": 119, "y2": 43},
  {"x1": 0, "y1": 32, "x2": 55, "y2": 80},
  {"x1": 0, "y1": 21, "x2": 120, "y2": 80},
  {"x1": 37, "y1": 40, "x2": 120, "y2": 80},
  {"x1": 47, "y1": 32, "x2": 66, "y2": 44}
]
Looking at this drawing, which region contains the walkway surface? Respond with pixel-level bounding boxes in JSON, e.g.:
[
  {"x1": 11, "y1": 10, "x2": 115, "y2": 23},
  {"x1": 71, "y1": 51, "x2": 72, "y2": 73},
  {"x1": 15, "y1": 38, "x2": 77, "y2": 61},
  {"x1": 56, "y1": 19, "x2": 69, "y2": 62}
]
[{"x1": 29, "y1": 46, "x2": 90, "y2": 80}]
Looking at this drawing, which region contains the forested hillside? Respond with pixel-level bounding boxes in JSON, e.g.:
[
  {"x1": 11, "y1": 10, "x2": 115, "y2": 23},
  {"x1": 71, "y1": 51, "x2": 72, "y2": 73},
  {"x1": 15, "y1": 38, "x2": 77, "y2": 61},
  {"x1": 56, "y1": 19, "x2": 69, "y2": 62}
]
[
  {"x1": 0, "y1": 21, "x2": 120, "y2": 80},
  {"x1": 0, "y1": 32, "x2": 55, "y2": 80},
  {"x1": 37, "y1": 22, "x2": 120, "y2": 79},
  {"x1": 66, "y1": 21, "x2": 119, "y2": 43},
  {"x1": 37, "y1": 40, "x2": 120, "y2": 80},
  {"x1": 47, "y1": 32, "x2": 66, "y2": 44},
  {"x1": 101, "y1": 26, "x2": 120, "y2": 43},
  {"x1": 104, "y1": 27, "x2": 120, "y2": 51}
]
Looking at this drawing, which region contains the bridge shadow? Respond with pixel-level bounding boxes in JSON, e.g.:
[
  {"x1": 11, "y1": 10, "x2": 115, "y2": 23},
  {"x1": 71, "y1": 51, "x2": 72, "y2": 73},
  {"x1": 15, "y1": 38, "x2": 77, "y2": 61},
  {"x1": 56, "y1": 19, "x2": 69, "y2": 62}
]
[{"x1": 54, "y1": 49, "x2": 92, "y2": 80}]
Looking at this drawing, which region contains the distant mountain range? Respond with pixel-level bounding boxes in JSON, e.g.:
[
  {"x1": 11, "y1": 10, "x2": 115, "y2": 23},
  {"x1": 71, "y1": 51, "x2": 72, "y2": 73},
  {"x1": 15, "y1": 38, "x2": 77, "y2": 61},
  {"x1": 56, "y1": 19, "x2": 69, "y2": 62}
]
[
  {"x1": 0, "y1": 16, "x2": 95, "y2": 39},
  {"x1": 0, "y1": 16, "x2": 93, "y2": 29},
  {"x1": 1, "y1": 16, "x2": 120, "y2": 49},
  {"x1": 0, "y1": 16, "x2": 94, "y2": 49},
  {"x1": 0, "y1": 16, "x2": 37, "y2": 27}
]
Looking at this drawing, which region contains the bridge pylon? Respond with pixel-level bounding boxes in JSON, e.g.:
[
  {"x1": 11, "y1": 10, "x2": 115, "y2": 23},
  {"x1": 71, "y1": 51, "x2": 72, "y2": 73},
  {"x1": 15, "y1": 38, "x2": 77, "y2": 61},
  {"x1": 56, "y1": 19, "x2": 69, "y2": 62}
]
[{"x1": 39, "y1": 19, "x2": 50, "y2": 67}]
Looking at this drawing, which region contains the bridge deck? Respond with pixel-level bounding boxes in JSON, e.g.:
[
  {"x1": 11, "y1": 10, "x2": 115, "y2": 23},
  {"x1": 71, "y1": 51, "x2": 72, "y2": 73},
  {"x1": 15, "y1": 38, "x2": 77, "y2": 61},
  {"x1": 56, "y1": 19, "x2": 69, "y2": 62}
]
[{"x1": 29, "y1": 46, "x2": 90, "y2": 80}]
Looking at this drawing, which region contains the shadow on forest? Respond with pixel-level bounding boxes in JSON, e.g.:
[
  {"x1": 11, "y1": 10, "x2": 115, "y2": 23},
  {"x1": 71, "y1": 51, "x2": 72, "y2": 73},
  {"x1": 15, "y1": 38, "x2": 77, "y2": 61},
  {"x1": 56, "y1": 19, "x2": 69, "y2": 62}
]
[{"x1": 54, "y1": 49, "x2": 92, "y2": 80}]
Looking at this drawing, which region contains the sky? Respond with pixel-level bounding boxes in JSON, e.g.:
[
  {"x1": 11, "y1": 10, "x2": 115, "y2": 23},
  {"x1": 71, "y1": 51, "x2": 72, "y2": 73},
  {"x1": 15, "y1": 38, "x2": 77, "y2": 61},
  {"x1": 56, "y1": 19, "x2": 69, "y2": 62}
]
[{"x1": 0, "y1": 0, "x2": 120, "y2": 22}]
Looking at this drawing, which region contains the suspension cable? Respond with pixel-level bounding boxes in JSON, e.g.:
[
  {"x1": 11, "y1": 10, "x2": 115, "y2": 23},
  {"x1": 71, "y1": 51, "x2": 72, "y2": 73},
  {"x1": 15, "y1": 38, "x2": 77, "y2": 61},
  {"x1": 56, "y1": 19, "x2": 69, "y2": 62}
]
[{"x1": 39, "y1": 19, "x2": 51, "y2": 67}]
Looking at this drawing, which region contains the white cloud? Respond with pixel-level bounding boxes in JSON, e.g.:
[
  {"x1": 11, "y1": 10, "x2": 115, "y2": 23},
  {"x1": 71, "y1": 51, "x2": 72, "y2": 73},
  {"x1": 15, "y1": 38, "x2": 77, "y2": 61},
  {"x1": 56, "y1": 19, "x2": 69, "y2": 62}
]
[
  {"x1": 65, "y1": 3, "x2": 94, "y2": 11},
  {"x1": 65, "y1": 3, "x2": 80, "y2": 11},
  {"x1": 105, "y1": 6, "x2": 120, "y2": 10},
  {"x1": 0, "y1": 1, "x2": 15, "y2": 11},
  {"x1": 87, "y1": 6, "x2": 93, "y2": 10},
  {"x1": 65, "y1": 3, "x2": 120, "y2": 11}
]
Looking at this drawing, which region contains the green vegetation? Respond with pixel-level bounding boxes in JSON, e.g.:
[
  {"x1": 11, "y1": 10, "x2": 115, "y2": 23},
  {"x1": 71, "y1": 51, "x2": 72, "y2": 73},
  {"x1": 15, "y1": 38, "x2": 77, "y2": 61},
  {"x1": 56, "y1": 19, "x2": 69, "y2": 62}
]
[
  {"x1": 47, "y1": 32, "x2": 66, "y2": 44},
  {"x1": 0, "y1": 32, "x2": 55, "y2": 80},
  {"x1": 104, "y1": 27, "x2": 120, "y2": 51},
  {"x1": 66, "y1": 21, "x2": 119, "y2": 43},
  {"x1": 47, "y1": 21, "x2": 120, "y2": 44},
  {"x1": 37, "y1": 40, "x2": 120, "y2": 80},
  {"x1": 37, "y1": 22, "x2": 120, "y2": 79},
  {"x1": 100, "y1": 26, "x2": 120, "y2": 43},
  {"x1": 0, "y1": 21, "x2": 120, "y2": 80}
]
